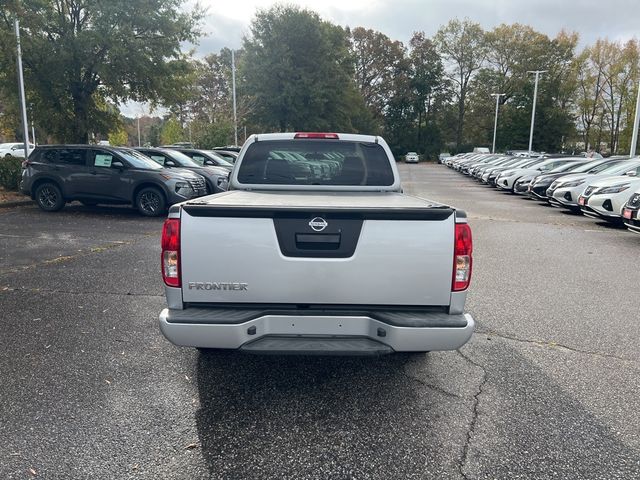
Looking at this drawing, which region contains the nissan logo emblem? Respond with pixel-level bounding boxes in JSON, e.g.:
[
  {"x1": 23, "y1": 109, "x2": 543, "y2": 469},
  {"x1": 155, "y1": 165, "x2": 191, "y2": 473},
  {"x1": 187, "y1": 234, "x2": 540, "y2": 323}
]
[{"x1": 308, "y1": 217, "x2": 328, "y2": 232}]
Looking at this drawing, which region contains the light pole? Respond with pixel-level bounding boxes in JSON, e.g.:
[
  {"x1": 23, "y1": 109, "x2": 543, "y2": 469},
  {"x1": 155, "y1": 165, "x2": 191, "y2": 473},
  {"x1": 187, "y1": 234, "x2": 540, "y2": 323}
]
[
  {"x1": 527, "y1": 70, "x2": 547, "y2": 153},
  {"x1": 137, "y1": 116, "x2": 141, "y2": 147},
  {"x1": 14, "y1": 19, "x2": 30, "y2": 158},
  {"x1": 231, "y1": 50, "x2": 238, "y2": 146},
  {"x1": 491, "y1": 93, "x2": 505, "y2": 154},
  {"x1": 629, "y1": 82, "x2": 640, "y2": 157}
]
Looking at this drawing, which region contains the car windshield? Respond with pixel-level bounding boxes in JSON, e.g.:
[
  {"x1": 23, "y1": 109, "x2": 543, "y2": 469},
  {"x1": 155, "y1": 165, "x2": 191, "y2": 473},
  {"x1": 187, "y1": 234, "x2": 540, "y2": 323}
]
[
  {"x1": 164, "y1": 150, "x2": 202, "y2": 168},
  {"x1": 201, "y1": 151, "x2": 234, "y2": 167},
  {"x1": 237, "y1": 139, "x2": 395, "y2": 186},
  {"x1": 211, "y1": 151, "x2": 237, "y2": 163},
  {"x1": 516, "y1": 158, "x2": 544, "y2": 169},
  {"x1": 548, "y1": 161, "x2": 586, "y2": 173},
  {"x1": 118, "y1": 149, "x2": 163, "y2": 170},
  {"x1": 585, "y1": 160, "x2": 627, "y2": 174},
  {"x1": 599, "y1": 159, "x2": 640, "y2": 175}
]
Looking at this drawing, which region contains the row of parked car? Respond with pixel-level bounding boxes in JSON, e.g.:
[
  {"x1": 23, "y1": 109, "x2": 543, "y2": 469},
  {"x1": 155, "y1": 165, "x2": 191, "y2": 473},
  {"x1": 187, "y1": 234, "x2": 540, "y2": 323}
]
[
  {"x1": 443, "y1": 152, "x2": 640, "y2": 234},
  {"x1": 19, "y1": 144, "x2": 239, "y2": 216}
]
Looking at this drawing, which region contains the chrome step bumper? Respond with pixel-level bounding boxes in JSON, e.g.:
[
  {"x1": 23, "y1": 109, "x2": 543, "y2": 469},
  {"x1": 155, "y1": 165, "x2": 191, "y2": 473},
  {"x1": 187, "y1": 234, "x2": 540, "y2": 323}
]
[{"x1": 159, "y1": 308, "x2": 475, "y2": 353}]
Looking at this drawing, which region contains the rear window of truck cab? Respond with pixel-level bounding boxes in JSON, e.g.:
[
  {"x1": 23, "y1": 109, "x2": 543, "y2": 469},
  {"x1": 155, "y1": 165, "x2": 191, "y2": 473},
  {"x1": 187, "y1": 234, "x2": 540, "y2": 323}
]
[{"x1": 236, "y1": 140, "x2": 395, "y2": 186}]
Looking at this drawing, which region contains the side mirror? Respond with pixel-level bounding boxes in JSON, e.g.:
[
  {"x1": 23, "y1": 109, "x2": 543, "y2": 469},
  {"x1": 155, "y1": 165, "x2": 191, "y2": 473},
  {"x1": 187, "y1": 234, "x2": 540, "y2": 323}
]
[
  {"x1": 165, "y1": 160, "x2": 176, "y2": 167},
  {"x1": 112, "y1": 161, "x2": 124, "y2": 169},
  {"x1": 626, "y1": 171, "x2": 637, "y2": 177}
]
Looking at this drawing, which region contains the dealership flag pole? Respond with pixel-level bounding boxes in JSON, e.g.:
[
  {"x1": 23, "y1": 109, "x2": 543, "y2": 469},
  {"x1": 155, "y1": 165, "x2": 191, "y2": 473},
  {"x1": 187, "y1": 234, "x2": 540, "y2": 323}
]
[
  {"x1": 232, "y1": 50, "x2": 238, "y2": 146},
  {"x1": 630, "y1": 83, "x2": 640, "y2": 157},
  {"x1": 527, "y1": 70, "x2": 547, "y2": 154},
  {"x1": 491, "y1": 93, "x2": 505, "y2": 154},
  {"x1": 15, "y1": 19, "x2": 30, "y2": 159}
]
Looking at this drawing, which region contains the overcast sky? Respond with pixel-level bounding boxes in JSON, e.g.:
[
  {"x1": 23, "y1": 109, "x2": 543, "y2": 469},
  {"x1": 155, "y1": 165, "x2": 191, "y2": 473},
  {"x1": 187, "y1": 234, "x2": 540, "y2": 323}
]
[
  {"x1": 123, "y1": 0, "x2": 639, "y2": 116},
  {"x1": 193, "y1": 0, "x2": 639, "y2": 53}
]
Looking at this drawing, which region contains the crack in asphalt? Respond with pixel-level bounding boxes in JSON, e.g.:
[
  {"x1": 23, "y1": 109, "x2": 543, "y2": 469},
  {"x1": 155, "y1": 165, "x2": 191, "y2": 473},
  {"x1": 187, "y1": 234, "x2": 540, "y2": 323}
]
[
  {"x1": 477, "y1": 328, "x2": 636, "y2": 365},
  {"x1": 0, "y1": 286, "x2": 164, "y2": 297},
  {"x1": 399, "y1": 368, "x2": 462, "y2": 399},
  {"x1": 456, "y1": 350, "x2": 488, "y2": 480}
]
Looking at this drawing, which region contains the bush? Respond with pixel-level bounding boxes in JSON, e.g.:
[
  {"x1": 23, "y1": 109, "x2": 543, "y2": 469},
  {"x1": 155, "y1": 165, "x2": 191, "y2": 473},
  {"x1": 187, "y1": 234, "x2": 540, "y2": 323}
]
[{"x1": 0, "y1": 156, "x2": 23, "y2": 190}]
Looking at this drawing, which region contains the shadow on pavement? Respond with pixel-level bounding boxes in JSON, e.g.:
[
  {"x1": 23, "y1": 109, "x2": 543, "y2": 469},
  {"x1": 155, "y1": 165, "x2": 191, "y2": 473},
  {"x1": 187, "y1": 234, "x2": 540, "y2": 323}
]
[
  {"x1": 195, "y1": 344, "x2": 640, "y2": 479},
  {"x1": 194, "y1": 350, "x2": 463, "y2": 478}
]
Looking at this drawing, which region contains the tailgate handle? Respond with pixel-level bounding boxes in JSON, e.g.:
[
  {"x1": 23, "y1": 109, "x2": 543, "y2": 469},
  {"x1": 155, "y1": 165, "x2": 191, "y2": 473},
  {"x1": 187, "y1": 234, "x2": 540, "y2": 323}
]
[{"x1": 295, "y1": 233, "x2": 341, "y2": 250}]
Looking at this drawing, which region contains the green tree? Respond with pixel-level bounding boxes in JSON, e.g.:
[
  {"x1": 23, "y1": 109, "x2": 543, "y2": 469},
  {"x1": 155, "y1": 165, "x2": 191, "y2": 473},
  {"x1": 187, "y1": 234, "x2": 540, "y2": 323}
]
[
  {"x1": 160, "y1": 117, "x2": 183, "y2": 145},
  {"x1": 242, "y1": 5, "x2": 366, "y2": 132},
  {"x1": 0, "y1": 0, "x2": 201, "y2": 143},
  {"x1": 463, "y1": 25, "x2": 578, "y2": 152},
  {"x1": 434, "y1": 19, "x2": 487, "y2": 149},
  {"x1": 409, "y1": 32, "x2": 445, "y2": 154},
  {"x1": 350, "y1": 27, "x2": 406, "y2": 124},
  {"x1": 108, "y1": 124, "x2": 128, "y2": 146},
  {"x1": 192, "y1": 119, "x2": 234, "y2": 149}
]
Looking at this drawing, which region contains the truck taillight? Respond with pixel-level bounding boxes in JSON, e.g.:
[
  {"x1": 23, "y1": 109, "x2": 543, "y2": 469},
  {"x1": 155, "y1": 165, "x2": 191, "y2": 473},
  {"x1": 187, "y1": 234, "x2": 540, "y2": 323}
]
[
  {"x1": 161, "y1": 218, "x2": 181, "y2": 287},
  {"x1": 452, "y1": 223, "x2": 473, "y2": 291}
]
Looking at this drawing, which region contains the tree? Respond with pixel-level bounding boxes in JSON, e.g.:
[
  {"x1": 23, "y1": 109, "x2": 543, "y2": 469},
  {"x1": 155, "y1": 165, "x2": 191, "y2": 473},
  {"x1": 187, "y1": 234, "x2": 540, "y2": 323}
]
[
  {"x1": 409, "y1": 32, "x2": 445, "y2": 153},
  {"x1": 108, "y1": 124, "x2": 128, "y2": 146},
  {"x1": 350, "y1": 27, "x2": 406, "y2": 123},
  {"x1": 242, "y1": 5, "x2": 367, "y2": 132},
  {"x1": 463, "y1": 25, "x2": 578, "y2": 152},
  {"x1": 160, "y1": 117, "x2": 183, "y2": 145},
  {"x1": 0, "y1": 0, "x2": 201, "y2": 143},
  {"x1": 192, "y1": 119, "x2": 234, "y2": 149},
  {"x1": 434, "y1": 19, "x2": 487, "y2": 148}
]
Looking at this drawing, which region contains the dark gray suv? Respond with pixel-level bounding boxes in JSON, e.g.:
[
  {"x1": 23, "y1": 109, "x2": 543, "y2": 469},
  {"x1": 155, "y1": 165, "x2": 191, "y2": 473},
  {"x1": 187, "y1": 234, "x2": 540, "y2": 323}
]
[
  {"x1": 20, "y1": 145, "x2": 207, "y2": 216},
  {"x1": 135, "y1": 147, "x2": 229, "y2": 193}
]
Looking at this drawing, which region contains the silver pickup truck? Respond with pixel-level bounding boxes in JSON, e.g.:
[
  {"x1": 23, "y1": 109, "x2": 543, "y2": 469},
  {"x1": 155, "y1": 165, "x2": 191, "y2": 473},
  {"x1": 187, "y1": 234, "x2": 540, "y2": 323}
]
[{"x1": 158, "y1": 132, "x2": 474, "y2": 355}]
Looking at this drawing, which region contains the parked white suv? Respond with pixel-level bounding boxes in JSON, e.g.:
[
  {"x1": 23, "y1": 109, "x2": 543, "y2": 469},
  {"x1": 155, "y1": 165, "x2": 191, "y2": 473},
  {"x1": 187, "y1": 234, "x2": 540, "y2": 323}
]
[
  {"x1": 577, "y1": 167, "x2": 640, "y2": 221},
  {"x1": 547, "y1": 158, "x2": 640, "y2": 211}
]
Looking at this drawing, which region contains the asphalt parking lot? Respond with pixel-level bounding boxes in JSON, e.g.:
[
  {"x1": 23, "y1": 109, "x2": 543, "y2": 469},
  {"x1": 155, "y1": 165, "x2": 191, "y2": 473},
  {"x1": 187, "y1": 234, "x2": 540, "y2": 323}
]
[{"x1": 1, "y1": 163, "x2": 639, "y2": 479}]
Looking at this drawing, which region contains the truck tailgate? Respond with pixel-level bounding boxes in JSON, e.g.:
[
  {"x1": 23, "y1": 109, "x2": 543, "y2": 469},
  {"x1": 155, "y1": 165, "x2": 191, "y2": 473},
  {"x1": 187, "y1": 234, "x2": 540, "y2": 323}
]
[{"x1": 179, "y1": 191, "x2": 455, "y2": 306}]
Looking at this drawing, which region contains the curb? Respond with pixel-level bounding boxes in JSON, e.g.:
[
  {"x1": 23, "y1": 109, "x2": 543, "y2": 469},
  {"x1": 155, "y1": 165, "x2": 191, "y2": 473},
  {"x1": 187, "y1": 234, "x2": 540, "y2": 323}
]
[{"x1": 0, "y1": 199, "x2": 33, "y2": 209}]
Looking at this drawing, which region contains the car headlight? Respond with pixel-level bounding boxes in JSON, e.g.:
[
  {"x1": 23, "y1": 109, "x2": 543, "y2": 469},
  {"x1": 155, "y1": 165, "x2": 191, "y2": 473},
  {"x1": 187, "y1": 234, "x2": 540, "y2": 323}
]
[
  {"x1": 175, "y1": 182, "x2": 194, "y2": 196},
  {"x1": 595, "y1": 183, "x2": 630, "y2": 194},
  {"x1": 559, "y1": 179, "x2": 585, "y2": 188}
]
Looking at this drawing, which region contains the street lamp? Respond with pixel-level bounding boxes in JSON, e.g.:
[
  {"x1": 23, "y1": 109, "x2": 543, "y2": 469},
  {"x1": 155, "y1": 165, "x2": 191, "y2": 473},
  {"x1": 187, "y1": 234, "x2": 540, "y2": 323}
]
[
  {"x1": 491, "y1": 93, "x2": 505, "y2": 154},
  {"x1": 14, "y1": 19, "x2": 30, "y2": 158},
  {"x1": 527, "y1": 70, "x2": 547, "y2": 153},
  {"x1": 231, "y1": 50, "x2": 238, "y2": 146},
  {"x1": 629, "y1": 82, "x2": 640, "y2": 157}
]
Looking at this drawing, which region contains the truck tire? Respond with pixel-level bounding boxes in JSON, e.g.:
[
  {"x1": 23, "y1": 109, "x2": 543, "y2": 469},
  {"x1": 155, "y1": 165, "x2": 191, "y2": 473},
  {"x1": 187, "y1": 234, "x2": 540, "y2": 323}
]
[
  {"x1": 136, "y1": 187, "x2": 166, "y2": 217},
  {"x1": 34, "y1": 182, "x2": 65, "y2": 212}
]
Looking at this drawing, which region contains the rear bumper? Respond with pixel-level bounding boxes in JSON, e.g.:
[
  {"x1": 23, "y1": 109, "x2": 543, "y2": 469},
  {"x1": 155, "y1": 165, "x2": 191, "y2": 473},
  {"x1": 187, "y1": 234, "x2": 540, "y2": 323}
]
[{"x1": 159, "y1": 308, "x2": 475, "y2": 354}]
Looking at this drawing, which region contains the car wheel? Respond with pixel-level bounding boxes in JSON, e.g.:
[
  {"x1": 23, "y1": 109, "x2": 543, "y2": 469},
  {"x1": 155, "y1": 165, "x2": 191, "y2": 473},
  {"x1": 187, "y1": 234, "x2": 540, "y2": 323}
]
[
  {"x1": 511, "y1": 178, "x2": 521, "y2": 193},
  {"x1": 136, "y1": 187, "x2": 166, "y2": 217},
  {"x1": 5, "y1": 153, "x2": 12, "y2": 158},
  {"x1": 35, "y1": 182, "x2": 65, "y2": 212}
]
